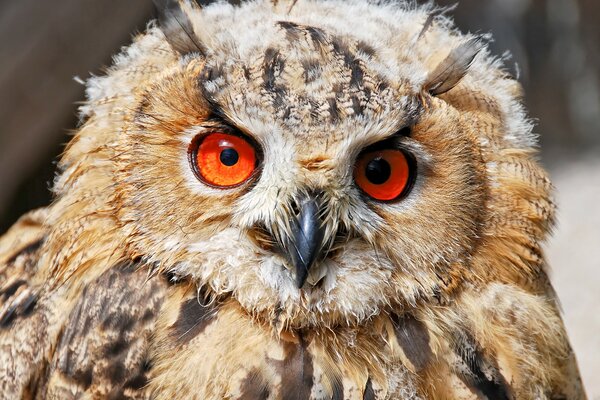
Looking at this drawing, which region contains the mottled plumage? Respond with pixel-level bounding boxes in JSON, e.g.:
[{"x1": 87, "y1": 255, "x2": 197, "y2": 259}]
[{"x1": 0, "y1": 0, "x2": 586, "y2": 399}]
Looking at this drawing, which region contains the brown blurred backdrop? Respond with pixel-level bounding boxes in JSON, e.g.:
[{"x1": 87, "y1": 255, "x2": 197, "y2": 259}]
[{"x1": 0, "y1": 0, "x2": 598, "y2": 395}]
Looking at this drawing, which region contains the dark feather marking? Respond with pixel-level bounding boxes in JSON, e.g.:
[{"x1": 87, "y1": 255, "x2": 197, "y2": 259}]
[
  {"x1": 332, "y1": 38, "x2": 365, "y2": 89},
  {"x1": 376, "y1": 79, "x2": 389, "y2": 93},
  {"x1": 363, "y1": 378, "x2": 375, "y2": 400},
  {"x1": 302, "y1": 59, "x2": 322, "y2": 84},
  {"x1": 263, "y1": 48, "x2": 285, "y2": 91},
  {"x1": 0, "y1": 292, "x2": 39, "y2": 331},
  {"x1": 56, "y1": 282, "x2": 95, "y2": 390},
  {"x1": 52, "y1": 261, "x2": 166, "y2": 396},
  {"x1": 277, "y1": 20, "x2": 301, "y2": 30},
  {"x1": 305, "y1": 26, "x2": 328, "y2": 48},
  {"x1": 262, "y1": 48, "x2": 290, "y2": 115},
  {"x1": 239, "y1": 369, "x2": 270, "y2": 400},
  {"x1": 277, "y1": 20, "x2": 303, "y2": 42},
  {"x1": 269, "y1": 302, "x2": 285, "y2": 330},
  {"x1": 350, "y1": 95, "x2": 363, "y2": 116},
  {"x1": 326, "y1": 97, "x2": 340, "y2": 123},
  {"x1": 124, "y1": 359, "x2": 153, "y2": 391},
  {"x1": 425, "y1": 37, "x2": 483, "y2": 95},
  {"x1": 308, "y1": 98, "x2": 322, "y2": 120},
  {"x1": 273, "y1": 87, "x2": 288, "y2": 111},
  {"x1": 18, "y1": 292, "x2": 38, "y2": 316},
  {"x1": 0, "y1": 237, "x2": 43, "y2": 328},
  {"x1": 0, "y1": 280, "x2": 26, "y2": 299},
  {"x1": 172, "y1": 291, "x2": 218, "y2": 344},
  {"x1": 242, "y1": 65, "x2": 252, "y2": 81},
  {"x1": 350, "y1": 63, "x2": 365, "y2": 89},
  {"x1": 198, "y1": 62, "x2": 228, "y2": 114},
  {"x1": 417, "y1": 13, "x2": 436, "y2": 41},
  {"x1": 332, "y1": 83, "x2": 343, "y2": 97},
  {"x1": 454, "y1": 332, "x2": 512, "y2": 400},
  {"x1": 390, "y1": 313, "x2": 432, "y2": 371},
  {"x1": 5, "y1": 238, "x2": 43, "y2": 265},
  {"x1": 0, "y1": 303, "x2": 18, "y2": 327},
  {"x1": 154, "y1": 0, "x2": 206, "y2": 55},
  {"x1": 277, "y1": 21, "x2": 328, "y2": 52},
  {"x1": 331, "y1": 376, "x2": 344, "y2": 400},
  {"x1": 356, "y1": 41, "x2": 376, "y2": 58},
  {"x1": 277, "y1": 332, "x2": 314, "y2": 400},
  {"x1": 162, "y1": 270, "x2": 186, "y2": 285}
]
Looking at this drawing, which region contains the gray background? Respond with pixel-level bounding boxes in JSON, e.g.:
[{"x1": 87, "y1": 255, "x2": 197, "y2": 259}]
[{"x1": 0, "y1": 0, "x2": 598, "y2": 396}]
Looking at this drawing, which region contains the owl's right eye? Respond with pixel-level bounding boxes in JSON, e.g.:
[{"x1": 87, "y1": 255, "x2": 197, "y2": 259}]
[{"x1": 190, "y1": 132, "x2": 258, "y2": 188}]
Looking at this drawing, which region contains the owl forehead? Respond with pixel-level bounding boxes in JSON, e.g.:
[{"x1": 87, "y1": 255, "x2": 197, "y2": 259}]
[{"x1": 199, "y1": 20, "x2": 420, "y2": 146}]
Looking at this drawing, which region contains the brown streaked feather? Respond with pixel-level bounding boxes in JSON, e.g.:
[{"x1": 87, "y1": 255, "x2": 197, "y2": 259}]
[
  {"x1": 390, "y1": 313, "x2": 432, "y2": 372},
  {"x1": 238, "y1": 369, "x2": 271, "y2": 400},
  {"x1": 363, "y1": 378, "x2": 376, "y2": 400},
  {"x1": 276, "y1": 332, "x2": 314, "y2": 399},
  {"x1": 171, "y1": 288, "x2": 219, "y2": 345},
  {"x1": 0, "y1": 208, "x2": 47, "y2": 268},
  {"x1": 154, "y1": 0, "x2": 206, "y2": 55},
  {"x1": 450, "y1": 331, "x2": 512, "y2": 400},
  {"x1": 0, "y1": 209, "x2": 48, "y2": 399},
  {"x1": 0, "y1": 209, "x2": 45, "y2": 329},
  {"x1": 425, "y1": 37, "x2": 483, "y2": 95},
  {"x1": 44, "y1": 261, "x2": 167, "y2": 399}
]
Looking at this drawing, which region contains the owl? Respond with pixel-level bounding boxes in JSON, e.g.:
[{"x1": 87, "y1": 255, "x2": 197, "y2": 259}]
[{"x1": 0, "y1": 0, "x2": 587, "y2": 399}]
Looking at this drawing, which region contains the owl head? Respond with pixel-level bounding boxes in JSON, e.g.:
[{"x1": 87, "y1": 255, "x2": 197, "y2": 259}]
[{"x1": 54, "y1": 0, "x2": 554, "y2": 329}]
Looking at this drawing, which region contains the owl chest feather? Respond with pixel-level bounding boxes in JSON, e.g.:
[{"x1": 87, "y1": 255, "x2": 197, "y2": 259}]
[
  {"x1": 147, "y1": 284, "x2": 406, "y2": 400},
  {"x1": 0, "y1": 241, "x2": 586, "y2": 400},
  {"x1": 131, "y1": 274, "x2": 503, "y2": 400}
]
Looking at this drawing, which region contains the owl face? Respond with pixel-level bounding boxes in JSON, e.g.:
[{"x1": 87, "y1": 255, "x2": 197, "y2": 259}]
[{"x1": 114, "y1": 0, "x2": 497, "y2": 328}]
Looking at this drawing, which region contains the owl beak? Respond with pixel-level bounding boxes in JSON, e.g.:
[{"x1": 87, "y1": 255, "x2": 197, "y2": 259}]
[{"x1": 286, "y1": 194, "x2": 326, "y2": 289}]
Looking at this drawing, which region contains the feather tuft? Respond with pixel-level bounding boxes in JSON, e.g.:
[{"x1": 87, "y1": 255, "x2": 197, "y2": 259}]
[
  {"x1": 424, "y1": 36, "x2": 483, "y2": 96},
  {"x1": 153, "y1": 0, "x2": 206, "y2": 56}
]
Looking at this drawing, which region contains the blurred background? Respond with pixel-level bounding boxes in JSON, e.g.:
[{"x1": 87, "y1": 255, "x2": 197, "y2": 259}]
[{"x1": 0, "y1": 0, "x2": 598, "y2": 395}]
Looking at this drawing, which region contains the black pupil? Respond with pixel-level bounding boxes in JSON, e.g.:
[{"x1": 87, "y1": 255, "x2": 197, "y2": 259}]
[
  {"x1": 365, "y1": 157, "x2": 391, "y2": 185},
  {"x1": 220, "y1": 148, "x2": 239, "y2": 166}
]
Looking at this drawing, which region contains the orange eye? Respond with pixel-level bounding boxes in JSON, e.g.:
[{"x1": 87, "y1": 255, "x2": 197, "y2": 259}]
[
  {"x1": 354, "y1": 149, "x2": 414, "y2": 201},
  {"x1": 191, "y1": 132, "x2": 257, "y2": 187}
]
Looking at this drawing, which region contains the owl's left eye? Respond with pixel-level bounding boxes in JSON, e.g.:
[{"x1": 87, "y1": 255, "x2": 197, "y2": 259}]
[
  {"x1": 354, "y1": 148, "x2": 415, "y2": 201},
  {"x1": 190, "y1": 132, "x2": 258, "y2": 188}
]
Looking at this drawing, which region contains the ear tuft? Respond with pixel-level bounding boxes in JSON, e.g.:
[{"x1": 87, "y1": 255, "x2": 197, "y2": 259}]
[
  {"x1": 424, "y1": 37, "x2": 483, "y2": 96},
  {"x1": 153, "y1": 0, "x2": 206, "y2": 56}
]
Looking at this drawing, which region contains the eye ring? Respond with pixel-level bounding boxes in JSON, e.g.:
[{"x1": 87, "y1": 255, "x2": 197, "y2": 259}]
[
  {"x1": 354, "y1": 148, "x2": 416, "y2": 202},
  {"x1": 188, "y1": 131, "x2": 260, "y2": 188}
]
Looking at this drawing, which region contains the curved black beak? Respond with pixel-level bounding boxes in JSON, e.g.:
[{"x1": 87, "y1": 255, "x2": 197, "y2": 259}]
[{"x1": 285, "y1": 194, "x2": 326, "y2": 288}]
